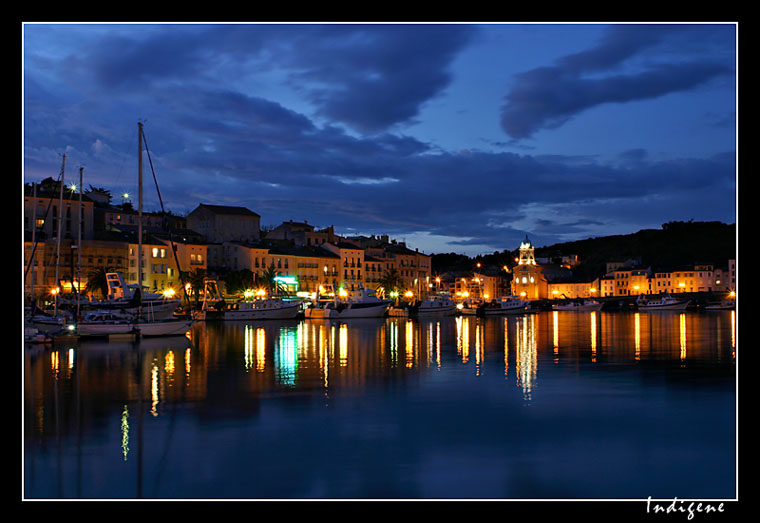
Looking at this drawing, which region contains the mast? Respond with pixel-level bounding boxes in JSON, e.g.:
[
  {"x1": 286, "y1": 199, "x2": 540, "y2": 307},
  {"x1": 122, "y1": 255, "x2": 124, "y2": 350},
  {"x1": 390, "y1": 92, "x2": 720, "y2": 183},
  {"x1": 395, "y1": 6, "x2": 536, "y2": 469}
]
[
  {"x1": 30, "y1": 182, "x2": 36, "y2": 301},
  {"x1": 54, "y1": 154, "x2": 66, "y2": 316},
  {"x1": 77, "y1": 166, "x2": 83, "y2": 319},
  {"x1": 138, "y1": 123, "x2": 143, "y2": 298}
]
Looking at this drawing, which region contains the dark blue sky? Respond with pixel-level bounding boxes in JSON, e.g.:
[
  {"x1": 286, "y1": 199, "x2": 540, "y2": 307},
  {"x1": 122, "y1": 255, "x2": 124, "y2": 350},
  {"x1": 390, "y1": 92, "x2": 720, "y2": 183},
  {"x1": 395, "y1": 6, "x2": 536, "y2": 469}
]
[{"x1": 23, "y1": 23, "x2": 737, "y2": 256}]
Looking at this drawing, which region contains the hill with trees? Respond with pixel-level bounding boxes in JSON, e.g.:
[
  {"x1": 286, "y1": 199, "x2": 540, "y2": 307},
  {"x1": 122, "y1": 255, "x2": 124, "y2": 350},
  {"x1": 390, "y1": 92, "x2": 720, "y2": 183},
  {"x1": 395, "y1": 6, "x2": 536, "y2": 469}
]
[{"x1": 432, "y1": 221, "x2": 736, "y2": 280}]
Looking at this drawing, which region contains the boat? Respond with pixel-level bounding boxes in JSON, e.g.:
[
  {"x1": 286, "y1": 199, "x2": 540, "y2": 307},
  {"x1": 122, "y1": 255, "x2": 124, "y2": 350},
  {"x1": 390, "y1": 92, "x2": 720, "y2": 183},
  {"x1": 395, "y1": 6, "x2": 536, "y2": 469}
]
[
  {"x1": 306, "y1": 287, "x2": 391, "y2": 319},
  {"x1": 482, "y1": 296, "x2": 528, "y2": 315},
  {"x1": 76, "y1": 271, "x2": 181, "y2": 321},
  {"x1": 195, "y1": 297, "x2": 302, "y2": 320},
  {"x1": 26, "y1": 301, "x2": 69, "y2": 335},
  {"x1": 636, "y1": 292, "x2": 691, "y2": 311},
  {"x1": 192, "y1": 278, "x2": 302, "y2": 320},
  {"x1": 387, "y1": 306, "x2": 408, "y2": 317},
  {"x1": 414, "y1": 294, "x2": 457, "y2": 316},
  {"x1": 456, "y1": 303, "x2": 478, "y2": 316},
  {"x1": 304, "y1": 303, "x2": 337, "y2": 319},
  {"x1": 134, "y1": 317, "x2": 195, "y2": 336},
  {"x1": 74, "y1": 311, "x2": 139, "y2": 337},
  {"x1": 552, "y1": 298, "x2": 604, "y2": 311},
  {"x1": 704, "y1": 298, "x2": 736, "y2": 310}
]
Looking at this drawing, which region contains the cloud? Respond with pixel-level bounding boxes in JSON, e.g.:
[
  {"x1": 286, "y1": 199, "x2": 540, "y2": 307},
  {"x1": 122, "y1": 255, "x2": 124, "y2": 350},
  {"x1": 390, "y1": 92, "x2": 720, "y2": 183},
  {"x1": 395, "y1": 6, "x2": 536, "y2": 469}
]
[{"x1": 500, "y1": 24, "x2": 735, "y2": 140}]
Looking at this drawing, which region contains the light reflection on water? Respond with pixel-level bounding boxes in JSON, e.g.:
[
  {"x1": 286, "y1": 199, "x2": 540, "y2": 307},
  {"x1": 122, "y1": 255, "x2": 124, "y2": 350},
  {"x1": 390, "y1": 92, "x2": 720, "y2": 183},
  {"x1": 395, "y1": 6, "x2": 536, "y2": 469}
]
[{"x1": 24, "y1": 311, "x2": 736, "y2": 500}]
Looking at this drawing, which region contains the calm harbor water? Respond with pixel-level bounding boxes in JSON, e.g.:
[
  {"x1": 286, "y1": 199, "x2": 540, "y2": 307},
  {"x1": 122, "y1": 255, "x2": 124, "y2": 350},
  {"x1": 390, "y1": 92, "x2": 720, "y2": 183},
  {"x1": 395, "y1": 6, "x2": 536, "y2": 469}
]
[{"x1": 23, "y1": 310, "x2": 737, "y2": 500}]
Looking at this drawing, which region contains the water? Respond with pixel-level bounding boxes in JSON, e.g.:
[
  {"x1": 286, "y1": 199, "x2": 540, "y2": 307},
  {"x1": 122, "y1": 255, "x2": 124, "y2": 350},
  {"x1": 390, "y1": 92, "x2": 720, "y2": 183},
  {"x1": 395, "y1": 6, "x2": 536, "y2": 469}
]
[{"x1": 23, "y1": 310, "x2": 737, "y2": 500}]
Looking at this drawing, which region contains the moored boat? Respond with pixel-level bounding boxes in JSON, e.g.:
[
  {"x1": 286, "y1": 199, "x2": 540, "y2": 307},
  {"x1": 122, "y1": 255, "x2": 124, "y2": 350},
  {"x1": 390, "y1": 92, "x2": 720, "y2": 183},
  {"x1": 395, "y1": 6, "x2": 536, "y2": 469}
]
[
  {"x1": 482, "y1": 296, "x2": 528, "y2": 315},
  {"x1": 74, "y1": 311, "x2": 138, "y2": 337},
  {"x1": 414, "y1": 294, "x2": 457, "y2": 316},
  {"x1": 636, "y1": 292, "x2": 691, "y2": 311},
  {"x1": 332, "y1": 287, "x2": 392, "y2": 318},
  {"x1": 134, "y1": 317, "x2": 195, "y2": 336},
  {"x1": 305, "y1": 287, "x2": 391, "y2": 319},
  {"x1": 552, "y1": 298, "x2": 604, "y2": 311}
]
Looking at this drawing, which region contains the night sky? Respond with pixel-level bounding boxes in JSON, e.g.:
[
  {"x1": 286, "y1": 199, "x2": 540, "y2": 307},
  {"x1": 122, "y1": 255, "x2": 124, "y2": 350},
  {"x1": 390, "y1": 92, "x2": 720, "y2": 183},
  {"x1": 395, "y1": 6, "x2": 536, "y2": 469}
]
[{"x1": 22, "y1": 22, "x2": 737, "y2": 256}]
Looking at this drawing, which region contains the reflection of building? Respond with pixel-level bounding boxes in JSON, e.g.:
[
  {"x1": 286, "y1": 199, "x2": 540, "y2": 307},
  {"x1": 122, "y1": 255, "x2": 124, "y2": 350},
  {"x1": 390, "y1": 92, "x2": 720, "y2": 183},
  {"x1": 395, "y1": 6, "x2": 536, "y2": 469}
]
[{"x1": 511, "y1": 236, "x2": 547, "y2": 300}]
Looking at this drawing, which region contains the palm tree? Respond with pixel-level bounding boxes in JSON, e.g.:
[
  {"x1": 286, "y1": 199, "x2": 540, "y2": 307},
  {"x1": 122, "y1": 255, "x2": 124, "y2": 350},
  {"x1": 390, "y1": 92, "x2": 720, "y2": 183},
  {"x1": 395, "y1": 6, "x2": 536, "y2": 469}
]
[
  {"x1": 377, "y1": 267, "x2": 404, "y2": 299},
  {"x1": 259, "y1": 264, "x2": 284, "y2": 294},
  {"x1": 84, "y1": 267, "x2": 112, "y2": 299},
  {"x1": 182, "y1": 268, "x2": 208, "y2": 305}
]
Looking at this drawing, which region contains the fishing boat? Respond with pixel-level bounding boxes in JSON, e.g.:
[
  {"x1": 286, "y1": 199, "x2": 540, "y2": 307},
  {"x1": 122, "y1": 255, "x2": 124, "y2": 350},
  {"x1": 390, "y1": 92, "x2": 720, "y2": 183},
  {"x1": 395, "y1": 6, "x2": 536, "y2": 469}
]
[
  {"x1": 304, "y1": 303, "x2": 337, "y2": 319},
  {"x1": 195, "y1": 297, "x2": 302, "y2": 320},
  {"x1": 636, "y1": 292, "x2": 691, "y2": 311},
  {"x1": 193, "y1": 278, "x2": 302, "y2": 320},
  {"x1": 414, "y1": 293, "x2": 457, "y2": 316},
  {"x1": 306, "y1": 287, "x2": 392, "y2": 319},
  {"x1": 552, "y1": 298, "x2": 604, "y2": 311},
  {"x1": 482, "y1": 296, "x2": 528, "y2": 315}
]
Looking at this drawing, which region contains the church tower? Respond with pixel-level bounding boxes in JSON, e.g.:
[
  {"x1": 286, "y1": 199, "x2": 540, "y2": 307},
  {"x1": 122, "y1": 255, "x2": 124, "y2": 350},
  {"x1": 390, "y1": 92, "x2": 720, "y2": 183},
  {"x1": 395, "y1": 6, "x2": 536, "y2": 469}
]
[{"x1": 511, "y1": 235, "x2": 547, "y2": 300}]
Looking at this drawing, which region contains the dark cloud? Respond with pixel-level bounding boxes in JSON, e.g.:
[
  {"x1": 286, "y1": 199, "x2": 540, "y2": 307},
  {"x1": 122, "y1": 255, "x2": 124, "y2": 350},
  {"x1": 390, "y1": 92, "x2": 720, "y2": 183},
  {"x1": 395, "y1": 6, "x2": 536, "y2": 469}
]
[{"x1": 500, "y1": 24, "x2": 735, "y2": 140}]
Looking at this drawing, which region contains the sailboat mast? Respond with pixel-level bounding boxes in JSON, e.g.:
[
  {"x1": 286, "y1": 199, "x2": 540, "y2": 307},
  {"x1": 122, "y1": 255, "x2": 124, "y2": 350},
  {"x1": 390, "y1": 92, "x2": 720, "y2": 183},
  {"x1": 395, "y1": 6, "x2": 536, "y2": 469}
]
[
  {"x1": 77, "y1": 166, "x2": 83, "y2": 319},
  {"x1": 138, "y1": 122, "x2": 143, "y2": 296},
  {"x1": 30, "y1": 182, "x2": 36, "y2": 301},
  {"x1": 54, "y1": 153, "x2": 66, "y2": 316}
]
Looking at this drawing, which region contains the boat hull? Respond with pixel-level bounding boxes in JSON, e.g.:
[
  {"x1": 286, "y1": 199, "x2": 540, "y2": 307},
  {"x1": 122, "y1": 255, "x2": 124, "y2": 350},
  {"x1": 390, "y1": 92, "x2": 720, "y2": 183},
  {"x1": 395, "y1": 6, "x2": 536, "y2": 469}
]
[
  {"x1": 552, "y1": 302, "x2": 604, "y2": 312},
  {"x1": 195, "y1": 302, "x2": 301, "y2": 321},
  {"x1": 76, "y1": 322, "x2": 137, "y2": 337},
  {"x1": 334, "y1": 302, "x2": 391, "y2": 318},
  {"x1": 136, "y1": 319, "x2": 195, "y2": 336},
  {"x1": 483, "y1": 306, "x2": 526, "y2": 315},
  {"x1": 305, "y1": 307, "x2": 337, "y2": 319},
  {"x1": 416, "y1": 305, "x2": 457, "y2": 316},
  {"x1": 638, "y1": 302, "x2": 690, "y2": 311}
]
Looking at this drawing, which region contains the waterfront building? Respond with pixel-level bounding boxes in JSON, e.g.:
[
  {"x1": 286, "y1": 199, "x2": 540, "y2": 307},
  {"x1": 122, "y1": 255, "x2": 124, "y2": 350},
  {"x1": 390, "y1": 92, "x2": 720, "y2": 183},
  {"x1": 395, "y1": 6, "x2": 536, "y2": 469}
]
[
  {"x1": 511, "y1": 236, "x2": 548, "y2": 300},
  {"x1": 265, "y1": 220, "x2": 337, "y2": 246},
  {"x1": 321, "y1": 242, "x2": 366, "y2": 292},
  {"x1": 186, "y1": 203, "x2": 261, "y2": 243},
  {"x1": 548, "y1": 278, "x2": 602, "y2": 300},
  {"x1": 24, "y1": 180, "x2": 95, "y2": 241}
]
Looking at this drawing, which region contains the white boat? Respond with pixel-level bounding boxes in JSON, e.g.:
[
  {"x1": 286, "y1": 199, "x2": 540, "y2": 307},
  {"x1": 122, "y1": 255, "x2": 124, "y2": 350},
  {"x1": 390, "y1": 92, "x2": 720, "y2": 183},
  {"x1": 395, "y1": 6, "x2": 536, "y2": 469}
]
[
  {"x1": 482, "y1": 296, "x2": 528, "y2": 315},
  {"x1": 74, "y1": 311, "x2": 139, "y2": 337},
  {"x1": 195, "y1": 298, "x2": 302, "y2": 320},
  {"x1": 415, "y1": 294, "x2": 457, "y2": 316},
  {"x1": 636, "y1": 293, "x2": 691, "y2": 311},
  {"x1": 552, "y1": 299, "x2": 604, "y2": 311},
  {"x1": 306, "y1": 287, "x2": 391, "y2": 319},
  {"x1": 135, "y1": 317, "x2": 195, "y2": 336},
  {"x1": 85, "y1": 272, "x2": 181, "y2": 320},
  {"x1": 193, "y1": 278, "x2": 302, "y2": 320},
  {"x1": 304, "y1": 304, "x2": 337, "y2": 319}
]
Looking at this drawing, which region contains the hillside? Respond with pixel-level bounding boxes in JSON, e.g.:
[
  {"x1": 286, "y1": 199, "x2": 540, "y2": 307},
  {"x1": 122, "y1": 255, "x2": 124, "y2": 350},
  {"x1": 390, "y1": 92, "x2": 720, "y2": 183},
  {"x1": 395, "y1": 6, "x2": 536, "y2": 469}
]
[{"x1": 432, "y1": 221, "x2": 736, "y2": 280}]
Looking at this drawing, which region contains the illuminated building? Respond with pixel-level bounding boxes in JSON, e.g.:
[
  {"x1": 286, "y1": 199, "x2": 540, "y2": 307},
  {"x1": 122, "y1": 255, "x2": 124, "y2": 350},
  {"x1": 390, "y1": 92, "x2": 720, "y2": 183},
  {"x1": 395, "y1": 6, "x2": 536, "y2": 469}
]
[{"x1": 510, "y1": 236, "x2": 548, "y2": 300}]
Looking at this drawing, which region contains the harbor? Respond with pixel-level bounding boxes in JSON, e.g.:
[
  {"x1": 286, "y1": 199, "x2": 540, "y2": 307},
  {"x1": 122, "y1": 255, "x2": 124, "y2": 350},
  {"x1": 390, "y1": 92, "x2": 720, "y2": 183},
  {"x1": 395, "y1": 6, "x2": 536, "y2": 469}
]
[{"x1": 24, "y1": 309, "x2": 736, "y2": 500}]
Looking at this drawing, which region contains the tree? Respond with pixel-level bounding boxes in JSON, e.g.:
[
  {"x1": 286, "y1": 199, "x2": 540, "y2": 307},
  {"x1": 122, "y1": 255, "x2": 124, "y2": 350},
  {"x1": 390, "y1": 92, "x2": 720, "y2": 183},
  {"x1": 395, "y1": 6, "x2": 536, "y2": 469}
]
[
  {"x1": 182, "y1": 268, "x2": 208, "y2": 304},
  {"x1": 377, "y1": 268, "x2": 404, "y2": 298},
  {"x1": 223, "y1": 269, "x2": 255, "y2": 296},
  {"x1": 259, "y1": 264, "x2": 285, "y2": 294},
  {"x1": 84, "y1": 267, "x2": 112, "y2": 298}
]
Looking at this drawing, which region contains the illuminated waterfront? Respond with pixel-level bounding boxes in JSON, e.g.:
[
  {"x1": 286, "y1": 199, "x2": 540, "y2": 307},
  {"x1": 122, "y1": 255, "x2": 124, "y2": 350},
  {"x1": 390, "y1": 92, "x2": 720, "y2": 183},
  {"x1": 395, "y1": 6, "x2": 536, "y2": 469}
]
[{"x1": 23, "y1": 310, "x2": 736, "y2": 500}]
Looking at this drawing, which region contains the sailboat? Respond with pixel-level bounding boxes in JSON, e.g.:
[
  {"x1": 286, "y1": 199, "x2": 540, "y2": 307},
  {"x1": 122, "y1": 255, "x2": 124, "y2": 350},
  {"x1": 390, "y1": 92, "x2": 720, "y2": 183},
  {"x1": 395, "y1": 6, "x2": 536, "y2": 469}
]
[
  {"x1": 67, "y1": 123, "x2": 193, "y2": 338},
  {"x1": 130, "y1": 122, "x2": 194, "y2": 336}
]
